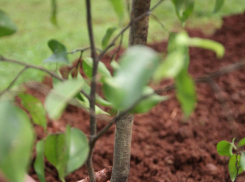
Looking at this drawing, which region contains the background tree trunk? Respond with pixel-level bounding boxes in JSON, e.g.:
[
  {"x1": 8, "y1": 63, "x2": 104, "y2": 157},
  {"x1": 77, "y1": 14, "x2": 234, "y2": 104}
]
[{"x1": 110, "y1": 1, "x2": 151, "y2": 182}]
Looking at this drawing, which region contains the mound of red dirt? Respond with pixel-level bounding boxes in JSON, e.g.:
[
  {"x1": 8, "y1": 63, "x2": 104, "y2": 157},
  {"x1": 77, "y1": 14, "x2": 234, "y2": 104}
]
[{"x1": 29, "y1": 12, "x2": 245, "y2": 182}]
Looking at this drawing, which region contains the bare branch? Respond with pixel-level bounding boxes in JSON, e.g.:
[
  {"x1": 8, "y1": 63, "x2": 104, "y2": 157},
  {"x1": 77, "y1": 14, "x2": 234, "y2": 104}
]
[
  {"x1": 93, "y1": 60, "x2": 245, "y2": 144},
  {"x1": 98, "y1": 0, "x2": 165, "y2": 61},
  {"x1": 0, "y1": 56, "x2": 63, "y2": 81},
  {"x1": 150, "y1": 13, "x2": 170, "y2": 34},
  {"x1": 208, "y1": 79, "x2": 237, "y2": 137},
  {"x1": 85, "y1": 0, "x2": 98, "y2": 181},
  {"x1": 0, "y1": 66, "x2": 28, "y2": 97},
  {"x1": 67, "y1": 47, "x2": 103, "y2": 54}
]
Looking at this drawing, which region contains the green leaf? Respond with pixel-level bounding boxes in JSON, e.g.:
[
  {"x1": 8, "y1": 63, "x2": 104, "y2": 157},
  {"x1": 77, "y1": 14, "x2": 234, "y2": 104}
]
[
  {"x1": 34, "y1": 140, "x2": 46, "y2": 182},
  {"x1": 110, "y1": 59, "x2": 120, "y2": 71},
  {"x1": 50, "y1": 0, "x2": 58, "y2": 25},
  {"x1": 102, "y1": 27, "x2": 117, "y2": 50},
  {"x1": 103, "y1": 45, "x2": 160, "y2": 110},
  {"x1": 43, "y1": 39, "x2": 69, "y2": 64},
  {"x1": 240, "y1": 152, "x2": 245, "y2": 171},
  {"x1": 229, "y1": 154, "x2": 243, "y2": 182},
  {"x1": 217, "y1": 140, "x2": 233, "y2": 157},
  {"x1": 177, "y1": 35, "x2": 225, "y2": 58},
  {"x1": 77, "y1": 73, "x2": 112, "y2": 107},
  {"x1": 44, "y1": 133, "x2": 67, "y2": 181},
  {"x1": 0, "y1": 102, "x2": 34, "y2": 182},
  {"x1": 130, "y1": 87, "x2": 168, "y2": 113},
  {"x1": 175, "y1": 70, "x2": 196, "y2": 117},
  {"x1": 153, "y1": 50, "x2": 185, "y2": 82},
  {"x1": 214, "y1": 0, "x2": 224, "y2": 13},
  {"x1": 66, "y1": 128, "x2": 89, "y2": 174},
  {"x1": 108, "y1": 0, "x2": 124, "y2": 21},
  {"x1": 44, "y1": 127, "x2": 89, "y2": 179},
  {"x1": 19, "y1": 93, "x2": 47, "y2": 131},
  {"x1": 0, "y1": 9, "x2": 17, "y2": 37},
  {"x1": 171, "y1": 0, "x2": 194, "y2": 25},
  {"x1": 45, "y1": 79, "x2": 84, "y2": 119},
  {"x1": 167, "y1": 32, "x2": 190, "y2": 70},
  {"x1": 82, "y1": 57, "x2": 111, "y2": 81},
  {"x1": 76, "y1": 93, "x2": 110, "y2": 115},
  {"x1": 238, "y1": 138, "x2": 245, "y2": 147}
]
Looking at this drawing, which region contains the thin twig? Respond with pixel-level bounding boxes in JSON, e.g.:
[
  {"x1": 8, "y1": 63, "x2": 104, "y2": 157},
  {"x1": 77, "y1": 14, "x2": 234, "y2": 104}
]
[
  {"x1": 67, "y1": 47, "x2": 103, "y2": 54},
  {"x1": 109, "y1": 34, "x2": 124, "y2": 63},
  {"x1": 156, "y1": 60, "x2": 245, "y2": 94},
  {"x1": 85, "y1": 0, "x2": 98, "y2": 181},
  {"x1": 91, "y1": 93, "x2": 153, "y2": 145},
  {"x1": 0, "y1": 56, "x2": 63, "y2": 81},
  {"x1": 150, "y1": 13, "x2": 170, "y2": 34},
  {"x1": 97, "y1": 0, "x2": 165, "y2": 61},
  {"x1": 93, "y1": 60, "x2": 245, "y2": 144},
  {"x1": 208, "y1": 79, "x2": 237, "y2": 138},
  {"x1": 0, "y1": 66, "x2": 28, "y2": 97}
]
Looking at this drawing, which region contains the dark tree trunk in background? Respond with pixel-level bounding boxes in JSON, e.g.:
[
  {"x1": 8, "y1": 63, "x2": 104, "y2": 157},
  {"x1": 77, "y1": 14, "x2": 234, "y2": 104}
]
[{"x1": 110, "y1": 1, "x2": 151, "y2": 182}]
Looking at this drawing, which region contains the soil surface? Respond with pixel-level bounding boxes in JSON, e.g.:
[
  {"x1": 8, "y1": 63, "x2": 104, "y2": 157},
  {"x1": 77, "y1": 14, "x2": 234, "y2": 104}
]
[{"x1": 28, "y1": 12, "x2": 245, "y2": 182}]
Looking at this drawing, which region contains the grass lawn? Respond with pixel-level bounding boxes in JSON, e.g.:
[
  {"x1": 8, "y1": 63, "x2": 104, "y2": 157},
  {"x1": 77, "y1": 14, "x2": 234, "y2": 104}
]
[{"x1": 0, "y1": 0, "x2": 245, "y2": 90}]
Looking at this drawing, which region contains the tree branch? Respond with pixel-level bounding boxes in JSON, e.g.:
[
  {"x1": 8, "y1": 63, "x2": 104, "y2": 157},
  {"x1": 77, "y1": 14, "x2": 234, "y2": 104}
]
[
  {"x1": 67, "y1": 47, "x2": 103, "y2": 54},
  {"x1": 0, "y1": 66, "x2": 28, "y2": 97},
  {"x1": 92, "y1": 60, "x2": 245, "y2": 144},
  {"x1": 97, "y1": 0, "x2": 165, "y2": 61},
  {"x1": 0, "y1": 56, "x2": 63, "y2": 81},
  {"x1": 85, "y1": 0, "x2": 98, "y2": 181}
]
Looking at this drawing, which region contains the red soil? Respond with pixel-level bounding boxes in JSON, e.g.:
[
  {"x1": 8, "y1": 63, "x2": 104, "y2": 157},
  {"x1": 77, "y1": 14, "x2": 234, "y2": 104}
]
[{"x1": 29, "y1": 12, "x2": 245, "y2": 182}]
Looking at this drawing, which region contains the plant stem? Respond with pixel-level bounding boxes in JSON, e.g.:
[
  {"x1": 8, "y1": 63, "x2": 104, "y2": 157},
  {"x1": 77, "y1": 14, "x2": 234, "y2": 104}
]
[
  {"x1": 110, "y1": 113, "x2": 134, "y2": 182},
  {"x1": 110, "y1": 1, "x2": 151, "y2": 182},
  {"x1": 85, "y1": 0, "x2": 98, "y2": 181}
]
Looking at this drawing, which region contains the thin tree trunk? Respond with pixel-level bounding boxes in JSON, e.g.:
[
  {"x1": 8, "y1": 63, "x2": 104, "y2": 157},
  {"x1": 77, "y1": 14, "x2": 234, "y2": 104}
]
[{"x1": 110, "y1": 1, "x2": 151, "y2": 182}]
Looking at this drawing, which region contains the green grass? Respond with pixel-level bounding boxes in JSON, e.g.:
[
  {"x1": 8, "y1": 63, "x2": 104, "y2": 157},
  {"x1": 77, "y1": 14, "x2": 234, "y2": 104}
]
[{"x1": 0, "y1": 0, "x2": 245, "y2": 90}]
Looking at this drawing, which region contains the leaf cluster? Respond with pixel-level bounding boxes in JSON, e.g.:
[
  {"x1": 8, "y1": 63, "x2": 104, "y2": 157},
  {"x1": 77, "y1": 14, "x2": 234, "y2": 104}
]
[{"x1": 217, "y1": 138, "x2": 245, "y2": 182}]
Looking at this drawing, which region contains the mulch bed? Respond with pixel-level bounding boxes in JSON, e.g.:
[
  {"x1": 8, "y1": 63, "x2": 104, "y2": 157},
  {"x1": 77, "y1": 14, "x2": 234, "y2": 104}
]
[{"x1": 28, "y1": 12, "x2": 245, "y2": 182}]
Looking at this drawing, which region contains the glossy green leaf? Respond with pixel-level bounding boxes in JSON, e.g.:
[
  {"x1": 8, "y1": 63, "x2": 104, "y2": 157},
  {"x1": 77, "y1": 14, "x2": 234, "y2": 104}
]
[
  {"x1": 103, "y1": 45, "x2": 160, "y2": 110},
  {"x1": 0, "y1": 102, "x2": 34, "y2": 182},
  {"x1": 167, "y1": 32, "x2": 190, "y2": 70},
  {"x1": 44, "y1": 133, "x2": 67, "y2": 181},
  {"x1": 130, "y1": 87, "x2": 169, "y2": 113},
  {"x1": 175, "y1": 32, "x2": 225, "y2": 58},
  {"x1": 66, "y1": 128, "x2": 89, "y2": 174},
  {"x1": 45, "y1": 79, "x2": 84, "y2": 119},
  {"x1": 0, "y1": 10, "x2": 17, "y2": 37},
  {"x1": 102, "y1": 27, "x2": 117, "y2": 49},
  {"x1": 34, "y1": 140, "x2": 46, "y2": 182},
  {"x1": 19, "y1": 93, "x2": 47, "y2": 130},
  {"x1": 238, "y1": 138, "x2": 245, "y2": 147},
  {"x1": 108, "y1": 0, "x2": 124, "y2": 21},
  {"x1": 214, "y1": 0, "x2": 224, "y2": 13},
  {"x1": 228, "y1": 154, "x2": 243, "y2": 182},
  {"x1": 171, "y1": 0, "x2": 194, "y2": 25},
  {"x1": 43, "y1": 39, "x2": 69, "y2": 64},
  {"x1": 44, "y1": 127, "x2": 89, "y2": 179},
  {"x1": 82, "y1": 57, "x2": 111, "y2": 80},
  {"x1": 240, "y1": 152, "x2": 245, "y2": 171},
  {"x1": 50, "y1": 0, "x2": 58, "y2": 25},
  {"x1": 154, "y1": 50, "x2": 185, "y2": 82},
  {"x1": 175, "y1": 70, "x2": 196, "y2": 117},
  {"x1": 76, "y1": 93, "x2": 110, "y2": 115},
  {"x1": 77, "y1": 73, "x2": 112, "y2": 107},
  {"x1": 110, "y1": 59, "x2": 120, "y2": 71},
  {"x1": 217, "y1": 140, "x2": 233, "y2": 157}
]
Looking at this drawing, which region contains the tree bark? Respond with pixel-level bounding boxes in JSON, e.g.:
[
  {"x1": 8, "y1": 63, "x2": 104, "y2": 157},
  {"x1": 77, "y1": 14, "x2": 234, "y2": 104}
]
[{"x1": 110, "y1": 1, "x2": 151, "y2": 182}]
